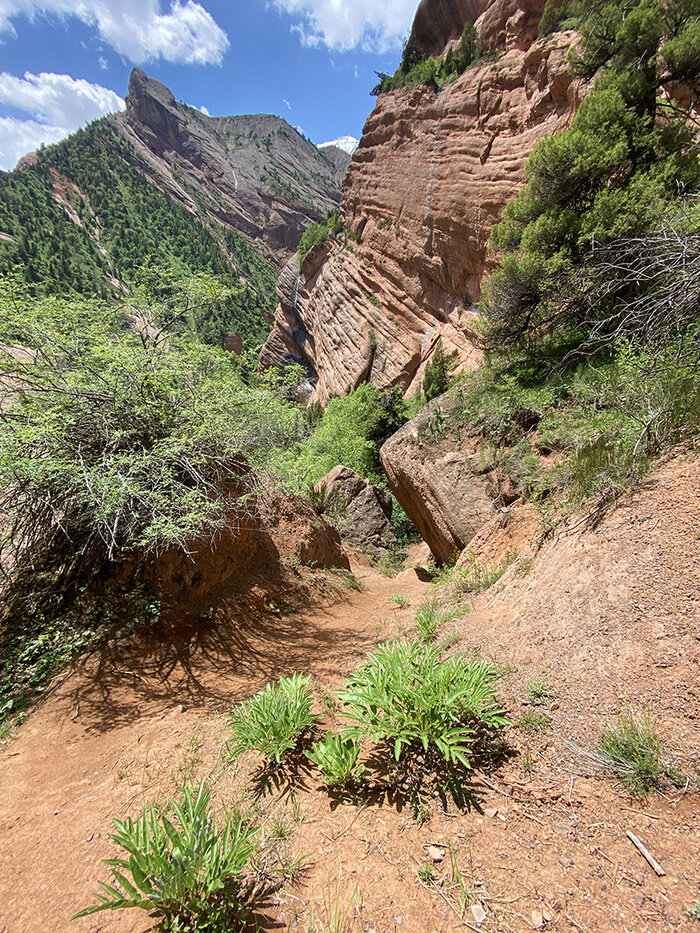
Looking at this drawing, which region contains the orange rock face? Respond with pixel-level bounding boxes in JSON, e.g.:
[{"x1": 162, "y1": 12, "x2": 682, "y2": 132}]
[{"x1": 261, "y1": 0, "x2": 583, "y2": 404}]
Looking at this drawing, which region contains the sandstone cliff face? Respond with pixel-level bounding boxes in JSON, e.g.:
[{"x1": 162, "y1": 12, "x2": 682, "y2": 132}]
[
  {"x1": 261, "y1": 0, "x2": 582, "y2": 402},
  {"x1": 113, "y1": 69, "x2": 345, "y2": 269}
]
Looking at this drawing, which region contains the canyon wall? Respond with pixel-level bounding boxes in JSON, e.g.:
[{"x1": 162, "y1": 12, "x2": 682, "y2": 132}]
[{"x1": 261, "y1": 0, "x2": 582, "y2": 403}]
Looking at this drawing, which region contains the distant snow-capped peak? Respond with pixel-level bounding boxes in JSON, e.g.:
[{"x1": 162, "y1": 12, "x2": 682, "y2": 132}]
[{"x1": 318, "y1": 136, "x2": 359, "y2": 155}]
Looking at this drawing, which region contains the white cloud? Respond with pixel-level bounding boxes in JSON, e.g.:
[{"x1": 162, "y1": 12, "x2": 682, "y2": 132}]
[
  {"x1": 282, "y1": 97, "x2": 292, "y2": 111},
  {"x1": 271, "y1": 0, "x2": 416, "y2": 52},
  {"x1": 98, "y1": 55, "x2": 108, "y2": 70},
  {"x1": 0, "y1": 0, "x2": 229, "y2": 65},
  {"x1": 0, "y1": 71, "x2": 125, "y2": 170},
  {"x1": 198, "y1": 104, "x2": 210, "y2": 115}
]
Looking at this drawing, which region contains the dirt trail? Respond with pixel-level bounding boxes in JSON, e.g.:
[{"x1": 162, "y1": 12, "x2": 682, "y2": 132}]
[
  {"x1": 0, "y1": 557, "x2": 431, "y2": 933},
  {"x1": 1, "y1": 455, "x2": 699, "y2": 933}
]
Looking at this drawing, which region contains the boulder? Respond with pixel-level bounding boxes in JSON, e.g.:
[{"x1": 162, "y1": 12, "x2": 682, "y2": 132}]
[
  {"x1": 380, "y1": 394, "x2": 493, "y2": 564},
  {"x1": 314, "y1": 466, "x2": 397, "y2": 555}
]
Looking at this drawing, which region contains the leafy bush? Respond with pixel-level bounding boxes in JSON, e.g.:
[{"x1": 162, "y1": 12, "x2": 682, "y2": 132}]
[
  {"x1": 599, "y1": 707, "x2": 662, "y2": 796},
  {"x1": 538, "y1": 0, "x2": 584, "y2": 37},
  {"x1": 484, "y1": 0, "x2": 700, "y2": 353},
  {"x1": 297, "y1": 211, "x2": 344, "y2": 265},
  {"x1": 73, "y1": 783, "x2": 257, "y2": 930},
  {"x1": 372, "y1": 23, "x2": 487, "y2": 96},
  {"x1": 0, "y1": 281, "x2": 301, "y2": 577},
  {"x1": 228, "y1": 674, "x2": 317, "y2": 765},
  {"x1": 305, "y1": 731, "x2": 367, "y2": 788},
  {"x1": 340, "y1": 640, "x2": 508, "y2": 768},
  {"x1": 423, "y1": 338, "x2": 458, "y2": 402},
  {"x1": 279, "y1": 382, "x2": 408, "y2": 488}
]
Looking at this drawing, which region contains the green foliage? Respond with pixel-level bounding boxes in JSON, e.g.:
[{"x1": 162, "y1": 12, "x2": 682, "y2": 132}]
[
  {"x1": 538, "y1": 0, "x2": 584, "y2": 37},
  {"x1": 280, "y1": 383, "x2": 408, "y2": 488},
  {"x1": 305, "y1": 731, "x2": 367, "y2": 788},
  {"x1": 599, "y1": 707, "x2": 662, "y2": 796},
  {"x1": 372, "y1": 23, "x2": 487, "y2": 96},
  {"x1": 422, "y1": 338, "x2": 459, "y2": 402},
  {"x1": 297, "y1": 211, "x2": 344, "y2": 265},
  {"x1": 484, "y1": 0, "x2": 700, "y2": 352},
  {"x1": 339, "y1": 639, "x2": 508, "y2": 768},
  {"x1": 414, "y1": 597, "x2": 456, "y2": 641},
  {"x1": 417, "y1": 863, "x2": 438, "y2": 884},
  {"x1": 0, "y1": 587, "x2": 160, "y2": 726},
  {"x1": 0, "y1": 280, "x2": 302, "y2": 576},
  {"x1": 685, "y1": 903, "x2": 700, "y2": 921},
  {"x1": 228, "y1": 674, "x2": 317, "y2": 764},
  {"x1": 0, "y1": 120, "x2": 275, "y2": 347},
  {"x1": 72, "y1": 782, "x2": 257, "y2": 930}
]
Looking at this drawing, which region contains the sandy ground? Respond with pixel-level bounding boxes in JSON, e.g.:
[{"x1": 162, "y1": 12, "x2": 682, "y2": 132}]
[{"x1": 0, "y1": 452, "x2": 699, "y2": 933}]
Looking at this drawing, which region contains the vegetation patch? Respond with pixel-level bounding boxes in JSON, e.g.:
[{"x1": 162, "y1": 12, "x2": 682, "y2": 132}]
[
  {"x1": 73, "y1": 782, "x2": 258, "y2": 929},
  {"x1": 599, "y1": 707, "x2": 662, "y2": 797},
  {"x1": 228, "y1": 674, "x2": 317, "y2": 766}
]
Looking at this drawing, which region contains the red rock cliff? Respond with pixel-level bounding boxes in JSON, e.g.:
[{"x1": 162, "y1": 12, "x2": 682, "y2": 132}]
[{"x1": 261, "y1": 0, "x2": 582, "y2": 404}]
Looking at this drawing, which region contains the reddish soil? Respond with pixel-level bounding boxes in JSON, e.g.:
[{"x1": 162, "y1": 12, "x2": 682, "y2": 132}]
[{"x1": 1, "y1": 452, "x2": 699, "y2": 933}]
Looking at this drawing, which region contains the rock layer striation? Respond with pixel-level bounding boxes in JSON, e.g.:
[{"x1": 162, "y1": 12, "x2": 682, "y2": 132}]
[{"x1": 261, "y1": 0, "x2": 582, "y2": 402}]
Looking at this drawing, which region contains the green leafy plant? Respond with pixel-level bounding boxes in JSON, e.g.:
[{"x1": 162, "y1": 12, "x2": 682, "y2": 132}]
[
  {"x1": 599, "y1": 706, "x2": 662, "y2": 796},
  {"x1": 72, "y1": 782, "x2": 257, "y2": 930},
  {"x1": 228, "y1": 674, "x2": 317, "y2": 765},
  {"x1": 305, "y1": 731, "x2": 367, "y2": 788},
  {"x1": 340, "y1": 639, "x2": 508, "y2": 768},
  {"x1": 684, "y1": 902, "x2": 700, "y2": 921}
]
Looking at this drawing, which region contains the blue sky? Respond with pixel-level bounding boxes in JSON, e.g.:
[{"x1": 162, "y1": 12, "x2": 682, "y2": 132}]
[{"x1": 0, "y1": 0, "x2": 419, "y2": 170}]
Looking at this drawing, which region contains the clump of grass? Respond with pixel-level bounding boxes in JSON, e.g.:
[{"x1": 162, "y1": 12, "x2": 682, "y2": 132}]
[
  {"x1": 417, "y1": 863, "x2": 438, "y2": 884},
  {"x1": 388, "y1": 593, "x2": 410, "y2": 608},
  {"x1": 415, "y1": 597, "x2": 460, "y2": 641},
  {"x1": 684, "y1": 902, "x2": 700, "y2": 921},
  {"x1": 305, "y1": 732, "x2": 367, "y2": 790},
  {"x1": 527, "y1": 678, "x2": 554, "y2": 705},
  {"x1": 518, "y1": 711, "x2": 551, "y2": 733},
  {"x1": 599, "y1": 707, "x2": 661, "y2": 797},
  {"x1": 452, "y1": 553, "x2": 509, "y2": 597}
]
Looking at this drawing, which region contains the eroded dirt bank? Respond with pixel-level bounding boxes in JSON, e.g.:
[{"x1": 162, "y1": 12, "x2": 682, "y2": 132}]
[{"x1": 0, "y1": 453, "x2": 698, "y2": 933}]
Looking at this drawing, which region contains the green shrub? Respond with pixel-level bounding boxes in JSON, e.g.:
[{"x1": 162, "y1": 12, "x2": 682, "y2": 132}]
[
  {"x1": 297, "y1": 211, "x2": 344, "y2": 265},
  {"x1": 305, "y1": 731, "x2": 367, "y2": 788},
  {"x1": 0, "y1": 282, "x2": 301, "y2": 575},
  {"x1": 599, "y1": 707, "x2": 662, "y2": 796},
  {"x1": 72, "y1": 783, "x2": 257, "y2": 930},
  {"x1": 684, "y1": 902, "x2": 700, "y2": 921},
  {"x1": 228, "y1": 674, "x2": 317, "y2": 765},
  {"x1": 340, "y1": 639, "x2": 508, "y2": 768},
  {"x1": 423, "y1": 338, "x2": 459, "y2": 402}
]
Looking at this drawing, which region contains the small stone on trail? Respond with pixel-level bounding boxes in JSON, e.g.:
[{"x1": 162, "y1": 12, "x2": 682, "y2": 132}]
[
  {"x1": 531, "y1": 908, "x2": 544, "y2": 928},
  {"x1": 542, "y1": 906, "x2": 555, "y2": 922},
  {"x1": 470, "y1": 904, "x2": 487, "y2": 925},
  {"x1": 174, "y1": 703, "x2": 186, "y2": 713},
  {"x1": 86, "y1": 834, "x2": 94, "y2": 842},
  {"x1": 427, "y1": 845, "x2": 445, "y2": 863},
  {"x1": 484, "y1": 807, "x2": 498, "y2": 819}
]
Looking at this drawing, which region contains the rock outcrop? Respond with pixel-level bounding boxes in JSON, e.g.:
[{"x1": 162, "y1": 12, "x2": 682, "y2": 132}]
[
  {"x1": 380, "y1": 393, "x2": 494, "y2": 563},
  {"x1": 314, "y1": 466, "x2": 397, "y2": 556},
  {"x1": 261, "y1": 0, "x2": 582, "y2": 402},
  {"x1": 149, "y1": 488, "x2": 349, "y2": 606},
  {"x1": 113, "y1": 68, "x2": 345, "y2": 268}
]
